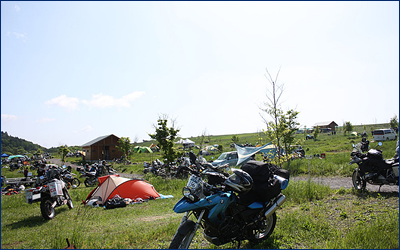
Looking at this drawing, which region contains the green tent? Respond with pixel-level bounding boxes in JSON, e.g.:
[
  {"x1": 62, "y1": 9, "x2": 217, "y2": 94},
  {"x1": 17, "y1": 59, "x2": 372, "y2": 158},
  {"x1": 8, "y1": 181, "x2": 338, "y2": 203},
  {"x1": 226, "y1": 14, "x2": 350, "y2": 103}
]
[
  {"x1": 138, "y1": 147, "x2": 153, "y2": 153},
  {"x1": 133, "y1": 146, "x2": 153, "y2": 153}
]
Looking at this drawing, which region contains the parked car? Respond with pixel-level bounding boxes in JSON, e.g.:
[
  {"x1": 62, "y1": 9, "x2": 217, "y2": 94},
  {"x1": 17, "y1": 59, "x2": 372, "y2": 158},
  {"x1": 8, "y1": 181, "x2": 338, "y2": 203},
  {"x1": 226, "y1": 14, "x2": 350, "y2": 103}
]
[
  {"x1": 372, "y1": 129, "x2": 397, "y2": 141},
  {"x1": 211, "y1": 151, "x2": 251, "y2": 167}
]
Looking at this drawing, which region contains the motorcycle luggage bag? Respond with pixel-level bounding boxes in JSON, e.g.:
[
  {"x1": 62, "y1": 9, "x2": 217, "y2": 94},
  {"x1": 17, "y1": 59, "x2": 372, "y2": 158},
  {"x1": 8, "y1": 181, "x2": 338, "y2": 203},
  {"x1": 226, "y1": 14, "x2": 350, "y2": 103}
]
[
  {"x1": 240, "y1": 161, "x2": 282, "y2": 203},
  {"x1": 105, "y1": 197, "x2": 127, "y2": 209},
  {"x1": 241, "y1": 161, "x2": 273, "y2": 182}
]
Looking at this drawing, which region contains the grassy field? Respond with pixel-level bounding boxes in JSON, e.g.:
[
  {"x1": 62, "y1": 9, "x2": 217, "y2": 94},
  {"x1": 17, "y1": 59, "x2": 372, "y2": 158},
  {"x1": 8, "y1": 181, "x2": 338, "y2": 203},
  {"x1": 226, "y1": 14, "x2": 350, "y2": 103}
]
[{"x1": 1, "y1": 127, "x2": 399, "y2": 249}]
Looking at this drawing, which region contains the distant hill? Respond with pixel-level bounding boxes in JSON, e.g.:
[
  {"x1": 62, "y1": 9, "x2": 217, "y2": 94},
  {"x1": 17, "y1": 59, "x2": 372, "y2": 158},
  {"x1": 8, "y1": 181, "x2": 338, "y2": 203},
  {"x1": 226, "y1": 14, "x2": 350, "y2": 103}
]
[{"x1": 1, "y1": 131, "x2": 47, "y2": 155}]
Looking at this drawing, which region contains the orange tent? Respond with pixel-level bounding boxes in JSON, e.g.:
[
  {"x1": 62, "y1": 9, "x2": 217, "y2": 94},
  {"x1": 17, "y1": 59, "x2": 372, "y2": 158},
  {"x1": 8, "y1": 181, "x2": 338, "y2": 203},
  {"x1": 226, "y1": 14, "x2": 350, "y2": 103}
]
[{"x1": 84, "y1": 175, "x2": 161, "y2": 205}]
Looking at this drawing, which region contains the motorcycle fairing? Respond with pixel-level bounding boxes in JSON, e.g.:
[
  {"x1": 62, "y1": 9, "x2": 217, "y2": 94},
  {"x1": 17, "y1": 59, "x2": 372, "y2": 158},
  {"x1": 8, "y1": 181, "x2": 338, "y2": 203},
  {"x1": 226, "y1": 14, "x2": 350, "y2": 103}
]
[
  {"x1": 247, "y1": 201, "x2": 264, "y2": 209},
  {"x1": 173, "y1": 192, "x2": 236, "y2": 225}
]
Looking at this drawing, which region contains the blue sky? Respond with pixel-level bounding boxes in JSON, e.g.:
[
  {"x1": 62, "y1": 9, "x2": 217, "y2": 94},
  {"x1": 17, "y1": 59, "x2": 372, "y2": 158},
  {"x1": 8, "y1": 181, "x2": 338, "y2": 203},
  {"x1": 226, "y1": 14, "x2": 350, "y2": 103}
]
[{"x1": 1, "y1": 1, "x2": 399, "y2": 148}]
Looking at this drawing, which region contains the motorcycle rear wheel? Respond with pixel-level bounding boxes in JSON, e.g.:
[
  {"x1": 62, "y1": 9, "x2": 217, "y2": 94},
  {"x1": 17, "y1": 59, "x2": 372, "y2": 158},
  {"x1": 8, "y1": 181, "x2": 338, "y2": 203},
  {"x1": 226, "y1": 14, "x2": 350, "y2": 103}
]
[
  {"x1": 247, "y1": 212, "x2": 277, "y2": 243},
  {"x1": 169, "y1": 220, "x2": 196, "y2": 249},
  {"x1": 40, "y1": 198, "x2": 55, "y2": 220},
  {"x1": 352, "y1": 170, "x2": 366, "y2": 191}
]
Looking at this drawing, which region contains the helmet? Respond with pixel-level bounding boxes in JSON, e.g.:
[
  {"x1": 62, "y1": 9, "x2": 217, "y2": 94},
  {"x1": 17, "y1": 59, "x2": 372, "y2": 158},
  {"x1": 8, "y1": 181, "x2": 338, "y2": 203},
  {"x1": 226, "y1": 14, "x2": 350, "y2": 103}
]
[{"x1": 224, "y1": 169, "x2": 253, "y2": 193}]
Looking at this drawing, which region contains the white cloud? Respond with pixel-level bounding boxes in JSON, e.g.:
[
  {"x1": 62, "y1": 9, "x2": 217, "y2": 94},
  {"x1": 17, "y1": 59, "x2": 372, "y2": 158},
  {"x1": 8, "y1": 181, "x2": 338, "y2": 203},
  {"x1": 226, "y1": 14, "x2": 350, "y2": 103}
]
[
  {"x1": 36, "y1": 117, "x2": 55, "y2": 124},
  {"x1": 74, "y1": 125, "x2": 93, "y2": 133},
  {"x1": 14, "y1": 5, "x2": 20, "y2": 11},
  {"x1": 13, "y1": 32, "x2": 27, "y2": 42},
  {"x1": 1, "y1": 114, "x2": 18, "y2": 122},
  {"x1": 45, "y1": 95, "x2": 79, "y2": 111},
  {"x1": 82, "y1": 91, "x2": 145, "y2": 108},
  {"x1": 45, "y1": 91, "x2": 145, "y2": 111},
  {"x1": 80, "y1": 125, "x2": 93, "y2": 132}
]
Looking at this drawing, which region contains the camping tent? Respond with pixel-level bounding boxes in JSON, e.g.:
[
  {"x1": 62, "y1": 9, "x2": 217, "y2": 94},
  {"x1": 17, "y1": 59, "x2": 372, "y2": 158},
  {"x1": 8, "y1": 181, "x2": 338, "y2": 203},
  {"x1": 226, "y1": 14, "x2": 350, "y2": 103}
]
[
  {"x1": 1, "y1": 153, "x2": 9, "y2": 157},
  {"x1": 84, "y1": 175, "x2": 161, "y2": 205},
  {"x1": 149, "y1": 143, "x2": 159, "y2": 152},
  {"x1": 182, "y1": 139, "x2": 195, "y2": 148},
  {"x1": 138, "y1": 147, "x2": 152, "y2": 153}
]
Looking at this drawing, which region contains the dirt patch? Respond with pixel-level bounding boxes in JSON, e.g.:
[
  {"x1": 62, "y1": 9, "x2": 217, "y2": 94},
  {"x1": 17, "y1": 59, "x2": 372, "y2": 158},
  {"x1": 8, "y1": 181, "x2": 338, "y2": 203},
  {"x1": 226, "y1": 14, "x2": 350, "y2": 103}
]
[{"x1": 138, "y1": 213, "x2": 178, "y2": 222}]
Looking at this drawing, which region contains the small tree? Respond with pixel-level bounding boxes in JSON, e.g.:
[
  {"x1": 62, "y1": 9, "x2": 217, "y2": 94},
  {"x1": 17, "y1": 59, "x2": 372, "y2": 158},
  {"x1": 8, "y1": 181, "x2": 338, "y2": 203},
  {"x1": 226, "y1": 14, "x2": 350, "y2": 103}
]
[
  {"x1": 58, "y1": 145, "x2": 70, "y2": 163},
  {"x1": 390, "y1": 115, "x2": 399, "y2": 130},
  {"x1": 313, "y1": 126, "x2": 320, "y2": 140},
  {"x1": 344, "y1": 121, "x2": 353, "y2": 136},
  {"x1": 231, "y1": 135, "x2": 240, "y2": 144},
  {"x1": 260, "y1": 68, "x2": 299, "y2": 166},
  {"x1": 117, "y1": 137, "x2": 132, "y2": 162},
  {"x1": 280, "y1": 109, "x2": 300, "y2": 159},
  {"x1": 149, "y1": 115, "x2": 180, "y2": 164}
]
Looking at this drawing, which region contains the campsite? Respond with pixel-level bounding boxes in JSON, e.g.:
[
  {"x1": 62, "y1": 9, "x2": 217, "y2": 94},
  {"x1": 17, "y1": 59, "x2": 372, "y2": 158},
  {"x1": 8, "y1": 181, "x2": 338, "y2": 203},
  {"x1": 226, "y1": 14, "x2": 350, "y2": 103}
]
[{"x1": 1, "y1": 129, "x2": 399, "y2": 249}]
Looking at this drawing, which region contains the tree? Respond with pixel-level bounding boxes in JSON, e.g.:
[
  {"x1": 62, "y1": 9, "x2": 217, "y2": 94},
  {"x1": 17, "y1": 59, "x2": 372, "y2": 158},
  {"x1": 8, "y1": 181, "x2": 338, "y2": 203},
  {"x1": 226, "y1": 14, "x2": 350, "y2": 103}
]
[
  {"x1": 344, "y1": 121, "x2": 353, "y2": 136},
  {"x1": 280, "y1": 109, "x2": 300, "y2": 160},
  {"x1": 231, "y1": 135, "x2": 240, "y2": 144},
  {"x1": 390, "y1": 115, "x2": 399, "y2": 130},
  {"x1": 313, "y1": 126, "x2": 320, "y2": 140},
  {"x1": 117, "y1": 137, "x2": 132, "y2": 162},
  {"x1": 260, "y1": 68, "x2": 299, "y2": 166},
  {"x1": 199, "y1": 129, "x2": 208, "y2": 148},
  {"x1": 148, "y1": 115, "x2": 180, "y2": 164},
  {"x1": 58, "y1": 145, "x2": 70, "y2": 163}
]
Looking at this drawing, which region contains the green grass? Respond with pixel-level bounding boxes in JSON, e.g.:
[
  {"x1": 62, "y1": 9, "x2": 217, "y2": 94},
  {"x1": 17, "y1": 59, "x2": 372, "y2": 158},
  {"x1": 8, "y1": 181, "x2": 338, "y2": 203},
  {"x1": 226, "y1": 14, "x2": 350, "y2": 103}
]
[
  {"x1": 1, "y1": 178, "x2": 398, "y2": 249},
  {"x1": 1, "y1": 125, "x2": 398, "y2": 249}
]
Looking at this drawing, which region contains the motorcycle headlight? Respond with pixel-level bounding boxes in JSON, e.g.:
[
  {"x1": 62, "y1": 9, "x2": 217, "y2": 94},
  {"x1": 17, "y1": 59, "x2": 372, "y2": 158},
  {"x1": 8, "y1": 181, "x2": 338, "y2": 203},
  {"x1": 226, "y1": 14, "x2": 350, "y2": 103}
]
[{"x1": 183, "y1": 187, "x2": 195, "y2": 201}]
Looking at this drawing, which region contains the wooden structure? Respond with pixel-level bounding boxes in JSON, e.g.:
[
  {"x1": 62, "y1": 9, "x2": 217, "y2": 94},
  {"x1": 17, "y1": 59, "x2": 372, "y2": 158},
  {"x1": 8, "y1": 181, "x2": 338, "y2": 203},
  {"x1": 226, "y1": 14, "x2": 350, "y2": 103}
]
[
  {"x1": 313, "y1": 121, "x2": 338, "y2": 132},
  {"x1": 81, "y1": 134, "x2": 123, "y2": 161}
]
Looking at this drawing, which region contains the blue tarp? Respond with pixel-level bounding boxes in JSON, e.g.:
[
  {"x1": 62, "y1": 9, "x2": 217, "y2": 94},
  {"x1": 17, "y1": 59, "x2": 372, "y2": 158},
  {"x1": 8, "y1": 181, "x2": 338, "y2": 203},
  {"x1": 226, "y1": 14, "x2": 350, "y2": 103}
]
[{"x1": 235, "y1": 142, "x2": 278, "y2": 166}]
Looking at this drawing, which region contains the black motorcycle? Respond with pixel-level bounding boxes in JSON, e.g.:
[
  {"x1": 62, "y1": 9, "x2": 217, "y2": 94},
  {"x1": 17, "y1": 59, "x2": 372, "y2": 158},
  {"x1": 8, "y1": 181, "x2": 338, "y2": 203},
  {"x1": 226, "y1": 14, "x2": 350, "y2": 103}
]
[
  {"x1": 60, "y1": 168, "x2": 80, "y2": 188},
  {"x1": 169, "y1": 158, "x2": 289, "y2": 249},
  {"x1": 350, "y1": 141, "x2": 399, "y2": 191},
  {"x1": 25, "y1": 167, "x2": 73, "y2": 219},
  {"x1": 83, "y1": 170, "x2": 100, "y2": 187}
]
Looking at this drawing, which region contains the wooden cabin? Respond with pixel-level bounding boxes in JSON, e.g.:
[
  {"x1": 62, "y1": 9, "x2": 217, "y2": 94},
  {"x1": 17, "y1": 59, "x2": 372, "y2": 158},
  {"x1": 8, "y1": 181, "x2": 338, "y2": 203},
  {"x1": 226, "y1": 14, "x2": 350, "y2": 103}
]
[{"x1": 81, "y1": 134, "x2": 123, "y2": 161}]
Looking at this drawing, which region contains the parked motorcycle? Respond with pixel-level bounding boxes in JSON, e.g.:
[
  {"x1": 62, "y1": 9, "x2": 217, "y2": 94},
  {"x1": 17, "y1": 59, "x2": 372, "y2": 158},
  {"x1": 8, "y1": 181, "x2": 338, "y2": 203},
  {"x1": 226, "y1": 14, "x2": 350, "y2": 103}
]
[
  {"x1": 350, "y1": 141, "x2": 399, "y2": 191},
  {"x1": 169, "y1": 158, "x2": 289, "y2": 249},
  {"x1": 83, "y1": 170, "x2": 100, "y2": 187},
  {"x1": 25, "y1": 167, "x2": 73, "y2": 219},
  {"x1": 60, "y1": 167, "x2": 80, "y2": 188}
]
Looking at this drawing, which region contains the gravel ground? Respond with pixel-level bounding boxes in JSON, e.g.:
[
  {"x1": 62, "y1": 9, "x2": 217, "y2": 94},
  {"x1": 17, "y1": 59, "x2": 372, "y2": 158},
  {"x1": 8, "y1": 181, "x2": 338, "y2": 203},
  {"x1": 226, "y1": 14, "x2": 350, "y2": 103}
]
[{"x1": 50, "y1": 158, "x2": 399, "y2": 193}]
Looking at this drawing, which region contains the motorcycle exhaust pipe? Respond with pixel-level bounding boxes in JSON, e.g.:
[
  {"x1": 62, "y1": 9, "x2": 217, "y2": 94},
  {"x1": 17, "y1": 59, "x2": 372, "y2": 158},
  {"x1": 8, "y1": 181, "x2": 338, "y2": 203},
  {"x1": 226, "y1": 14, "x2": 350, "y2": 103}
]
[
  {"x1": 265, "y1": 194, "x2": 286, "y2": 218},
  {"x1": 51, "y1": 201, "x2": 57, "y2": 208}
]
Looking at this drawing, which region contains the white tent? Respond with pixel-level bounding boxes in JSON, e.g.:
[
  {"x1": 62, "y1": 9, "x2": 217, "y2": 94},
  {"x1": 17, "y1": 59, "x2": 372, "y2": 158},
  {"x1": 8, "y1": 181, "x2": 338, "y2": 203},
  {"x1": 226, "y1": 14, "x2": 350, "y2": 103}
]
[
  {"x1": 176, "y1": 139, "x2": 184, "y2": 144},
  {"x1": 182, "y1": 139, "x2": 195, "y2": 148}
]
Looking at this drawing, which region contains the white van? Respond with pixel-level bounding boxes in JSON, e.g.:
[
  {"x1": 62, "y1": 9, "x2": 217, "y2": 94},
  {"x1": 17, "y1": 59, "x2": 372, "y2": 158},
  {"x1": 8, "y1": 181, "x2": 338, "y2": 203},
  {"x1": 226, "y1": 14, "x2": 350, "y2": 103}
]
[{"x1": 372, "y1": 129, "x2": 397, "y2": 141}]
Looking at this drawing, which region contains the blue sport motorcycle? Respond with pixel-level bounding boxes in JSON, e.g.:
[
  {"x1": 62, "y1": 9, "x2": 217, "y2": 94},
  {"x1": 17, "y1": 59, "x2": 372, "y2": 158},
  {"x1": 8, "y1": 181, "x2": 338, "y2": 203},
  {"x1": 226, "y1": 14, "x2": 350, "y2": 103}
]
[{"x1": 169, "y1": 159, "x2": 289, "y2": 249}]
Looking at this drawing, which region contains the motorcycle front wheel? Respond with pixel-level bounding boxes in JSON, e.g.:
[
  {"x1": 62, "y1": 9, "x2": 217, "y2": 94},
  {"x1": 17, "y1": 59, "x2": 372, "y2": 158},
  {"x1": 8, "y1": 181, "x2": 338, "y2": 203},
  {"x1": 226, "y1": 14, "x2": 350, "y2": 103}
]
[
  {"x1": 71, "y1": 178, "x2": 80, "y2": 187},
  {"x1": 247, "y1": 212, "x2": 277, "y2": 243},
  {"x1": 40, "y1": 198, "x2": 55, "y2": 220},
  {"x1": 352, "y1": 170, "x2": 366, "y2": 191},
  {"x1": 84, "y1": 178, "x2": 97, "y2": 187},
  {"x1": 169, "y1": 220, "x2": 196, "y2": 249}
]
